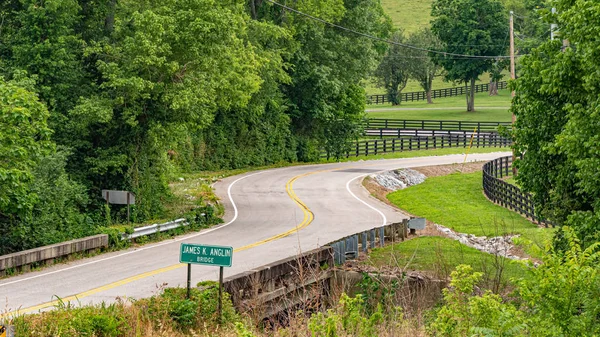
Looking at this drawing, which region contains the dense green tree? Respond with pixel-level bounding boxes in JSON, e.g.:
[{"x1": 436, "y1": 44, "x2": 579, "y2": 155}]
[
  {"x1": 511, "y1": 0, "x2": 600, "y2": 246},
  {"x1": 431, "y1": 0, "x2": 508, "y2": 111},
  {"x1": 0, "y1": 78, "x2": 53, "y2": 219},
  {"x1": 502, "y1": 0, "x2": 549, "y2": 54},
  {"x1": 256, "y1": 0, "x2": 391, "y2": 160},
  {"x1": 1, "y1": 0, "x2": 89, "y2": 122},
  {"x1": 405, "y1": 28, "x2": 443, "y2": 104},
  {"x1": 67, "y1": 0, "x2": 266, "y2": 218},
  {"x1": 0, "y1": 0, "x2": 391, "y2": 250},
  {"x1": 0, "y1": 78, "x2": 91, "y2": 254},
  {"x1": 373, "y1": 31, "x2": 410, "y2": 106}
]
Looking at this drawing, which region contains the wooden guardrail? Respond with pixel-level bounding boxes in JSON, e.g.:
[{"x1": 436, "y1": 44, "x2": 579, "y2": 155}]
[
  {"x1": 368, "y1": 81, "x2": 508, "y2": 104},
  {"x1": 365, "y1": 118, "x2": 511, "y2": 132},
  {"x1": 321, "y1": 133, "x2": 510, "y2": 159},
  {"x1": 482, "y1": 156, "x2": 553, "y2": 227},
  {"x1": 0, "y1": 234, "x2": 109, "y2": 275}
]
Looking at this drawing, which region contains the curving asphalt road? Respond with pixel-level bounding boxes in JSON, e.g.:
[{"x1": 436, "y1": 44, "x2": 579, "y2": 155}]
[{"x1": 0, "y1": 152, "x2": 509, "y2": 316}]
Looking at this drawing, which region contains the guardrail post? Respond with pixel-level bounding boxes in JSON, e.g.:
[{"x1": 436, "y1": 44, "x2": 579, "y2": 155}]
[
  {"x1": 370, "y1": 229, "x2": 376, "y2": 249},
  {"x1": 379, "y1": 227, "x2": 385, "y2": 247},
  {"x1": 362, "y1": 232, "x2": 368, "y2": 252}
]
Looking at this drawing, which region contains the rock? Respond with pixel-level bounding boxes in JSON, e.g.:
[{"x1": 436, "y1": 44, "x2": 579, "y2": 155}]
[
  {"x1": 434, "y1": 224, "x2": 522, "y2": 260},
  {"x1": 370, "y1": 168, "x2": 426, "y2": 191}
]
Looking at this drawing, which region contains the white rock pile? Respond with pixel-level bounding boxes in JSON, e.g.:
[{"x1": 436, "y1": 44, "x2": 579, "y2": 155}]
[
  {"x1": 435, "y1": 224, "x2": 523, "y2": 260},
  {"x1": 371, "y1": 168, "x2": 426, "y2": 191}
]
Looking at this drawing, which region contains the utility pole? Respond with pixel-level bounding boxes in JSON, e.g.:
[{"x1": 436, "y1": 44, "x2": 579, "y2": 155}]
[
  {"x1": 509, "y1": 11, "x2": 517, "y2": 175},
  {"x1": 510, "y1": 11, "x2": 515, "y2": 101}
]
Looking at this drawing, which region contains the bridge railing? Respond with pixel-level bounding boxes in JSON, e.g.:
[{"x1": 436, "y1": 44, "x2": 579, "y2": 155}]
[
  {"x1": 482, "y1": 156, "x2": 553, "y2": 227},
  {"x1": 367, "y1": 81, "x2": 508, "y2": 104}
]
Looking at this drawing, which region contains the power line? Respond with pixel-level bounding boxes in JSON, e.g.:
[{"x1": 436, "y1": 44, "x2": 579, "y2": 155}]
[{"x1": 265, "y1": 0, "x2": 513, "y2": 60}]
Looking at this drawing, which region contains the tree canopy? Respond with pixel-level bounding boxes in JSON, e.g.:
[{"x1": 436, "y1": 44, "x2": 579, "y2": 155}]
[
  {"x1": 0, "y1": 0, "x2": 390, "y2": 253},
  {"x1": 511, "y1": 0, "x2": 600, "y2": 246},
  {"x1": 431, "y1": 0, "x2": 508, "y2": 111}
]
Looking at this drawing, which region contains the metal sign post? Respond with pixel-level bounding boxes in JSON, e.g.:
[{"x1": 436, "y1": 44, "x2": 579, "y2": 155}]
[
  {"x1": 102, "y1": 190, "x2": 135, "y2": 224},
  {"x1": 179, "y1": 243, "x2": 233, "y2": 323}
]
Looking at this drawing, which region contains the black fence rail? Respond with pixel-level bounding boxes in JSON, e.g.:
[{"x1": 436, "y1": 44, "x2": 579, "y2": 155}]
[
  {"x1": 368, "y1": 81, "x2": 508, "y2": 105},
  {"x1": 365, "y1": 129, "x2": 512, "y2": 143},
  {"x1": 321, "y1": 133, "x2": 510, "y2": 160},
  {"x1": 365, "y1": 118, "x2": 511, "y2": 132},
  {"x1": 482, "y1": 156, "x2": 553, "y2": 227}
]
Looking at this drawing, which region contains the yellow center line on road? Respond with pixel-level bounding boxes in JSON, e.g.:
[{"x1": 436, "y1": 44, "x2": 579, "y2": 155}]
[
  {"x1": 8, "y1": 170, "x2": 320, "y2": 316},
  {"x1": 5, "y1": 154, "x2": 478, "y2": 317}
]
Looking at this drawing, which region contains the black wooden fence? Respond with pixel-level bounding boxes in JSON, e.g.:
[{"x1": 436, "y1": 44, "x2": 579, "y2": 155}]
[
  {"x1": 321, "y1": 133, "x2": 510, "y2": 160},
  {"x1": 368, "y1": 81, "x2": 508, "y2": 105},
  {"x1": 365, "y1": 118, "x2": 511, "y2": 132},
  {"x1": 482, "y1": 156, "x2": 553, "y2": 227}
]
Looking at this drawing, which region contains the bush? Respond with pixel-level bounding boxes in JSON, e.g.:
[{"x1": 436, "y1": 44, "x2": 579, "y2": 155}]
[
  {"x1": 428, "y1": 264, "x2": 525, "y2": 336},
  {"x1": 3, "y1": 149, "x2": 95, "y2": 254}
]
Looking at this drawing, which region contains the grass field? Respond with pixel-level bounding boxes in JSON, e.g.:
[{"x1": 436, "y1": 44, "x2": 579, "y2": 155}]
[
  {"x1": 386, "y1": 171, "x2": 553, "y2": 257},
  {"x1": 366, "y1": 108, "x2": 512, "y2": 122},
  {"x1": 365, "y1": 90, "x2": 512, "y2": 121},
  {"x1": 364, "y1": 73, "x2": 504, "y2": 95},
  {"x1": 366, "y1": 0, "x2": 510, "y2": 98},
  {"x1": 367, "y1": 236, "x2": 530, "y2": 281},
  {"x1": 381, "y1": 0, "x2": 432, "y2": 34}
]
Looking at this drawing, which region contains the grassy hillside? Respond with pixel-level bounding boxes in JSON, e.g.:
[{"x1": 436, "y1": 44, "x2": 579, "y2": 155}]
[
  {"x1": 381, "y1": 0, "x2": 433, "y2": 34},
  {"x1": 369, "y1": 0, "x2": 507, "y2": 96}
]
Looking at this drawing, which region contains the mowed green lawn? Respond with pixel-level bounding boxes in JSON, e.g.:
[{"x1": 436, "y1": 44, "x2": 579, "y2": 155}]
[
  {"x1": 368, "y1": 236, "x2": 530, "y2": 281},
  {"x1": 365, "y1": 91, "x2": 513, "y2": 122},
  {"x1": 386, "y1": 171, "x2": 553, "y2": 257}
]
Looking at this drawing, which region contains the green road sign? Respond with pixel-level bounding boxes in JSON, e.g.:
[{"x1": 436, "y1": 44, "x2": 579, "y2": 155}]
[{"x1": 180, "y1": 243, "x2": 233, "y2": 267}]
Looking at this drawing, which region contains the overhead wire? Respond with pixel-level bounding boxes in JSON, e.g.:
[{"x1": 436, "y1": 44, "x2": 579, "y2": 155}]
[{"x1": 265, "y1": 0, "x2": 517, "y2": 60}]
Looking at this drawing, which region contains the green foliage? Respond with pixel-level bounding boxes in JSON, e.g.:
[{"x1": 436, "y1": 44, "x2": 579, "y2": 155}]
[
  {"x1": 511, "y1": 0, "x2": 600, "y2": 246},
  {"x1": 501, "y1": 0, "x2": 549, "y2": 55},
  {"x1": 373, "y1": 31, "x2": 410, "y2": 105},
  {"x1": 431, "y1": 0, "x2": 508, "y2": 111},
  {"x1": 428, "y1": 228, "x2": 600, "y2": 336},
  {"x1": 428, "y1": 264, "x2": 526, "y2": 336},
  {"x1": 516, "y1": 227, "x2": 600, "y2": 336},
  {"x1": 143, "y1": 284, "x2": 238, "y2": 330},
  {"x1": 0, "y1": 78, "x2": 53, "y2": 218},
  {"x1": 0, "y1": 0, "x2": 392, "y2": 250},
  {"x1": 2, "y1": 0, "x2": 87, "y2": 117},
  {"x1": 307, "y1": 293, "x2": 386, "y2": 337},
  {"x1": 13, "y1": 284, "x2": 239, "y2": 335},
  {"x1": 405, "y1": 28, "x2": 443, "y2": 103},
  {"x1": 356, "y1": 273, "x2": 400, "y2": 315},
  {"x1": 264, "y1": 0, "x2": 391, "y2": 160},
  {"x1": 368, "y1": 236, "x2": 530, "y2": 284},
  {"x1": 13, "y1": 299, "x2": 132, "y2": 337},
  {"x1": 7, "y1": 149, "x2": 95, "y2": 253}
]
